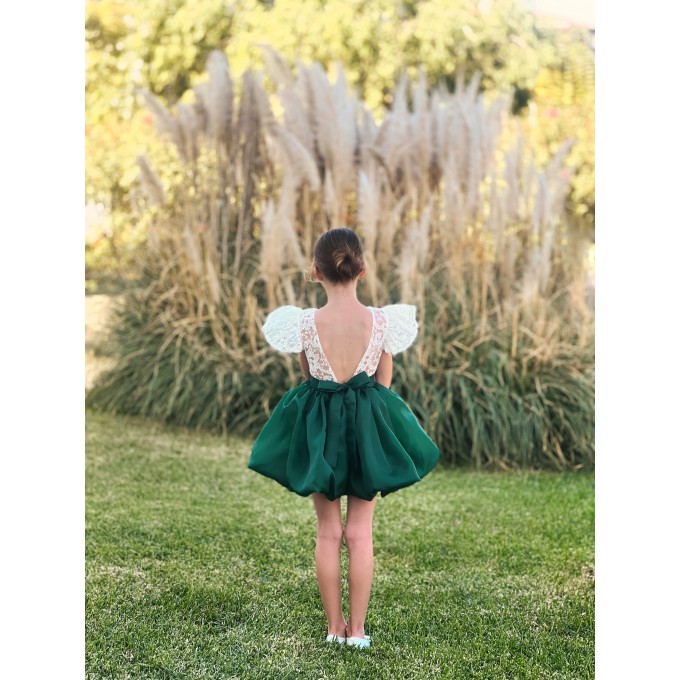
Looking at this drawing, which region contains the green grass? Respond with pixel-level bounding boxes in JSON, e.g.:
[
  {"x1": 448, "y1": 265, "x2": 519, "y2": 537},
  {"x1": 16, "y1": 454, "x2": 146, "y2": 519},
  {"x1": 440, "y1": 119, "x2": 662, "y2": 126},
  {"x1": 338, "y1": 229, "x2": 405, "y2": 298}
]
[{"x1": 86, "y1": 410, "x2": 594, "y2": 679}]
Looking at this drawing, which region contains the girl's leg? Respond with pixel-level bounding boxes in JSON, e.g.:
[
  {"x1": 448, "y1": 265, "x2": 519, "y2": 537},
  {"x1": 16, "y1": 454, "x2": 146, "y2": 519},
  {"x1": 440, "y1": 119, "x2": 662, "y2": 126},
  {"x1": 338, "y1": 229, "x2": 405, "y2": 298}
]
[
  {"x1": 311, "y1": 492, "x2": 346, "y2": 636},
  {"x1": 344, "y1": 494, "x2": 378, "y2": 639}
]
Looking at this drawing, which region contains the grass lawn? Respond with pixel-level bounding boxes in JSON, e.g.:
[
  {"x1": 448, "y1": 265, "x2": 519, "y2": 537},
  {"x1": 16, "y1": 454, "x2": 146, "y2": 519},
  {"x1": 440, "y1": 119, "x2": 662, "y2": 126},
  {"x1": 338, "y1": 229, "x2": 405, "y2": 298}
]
[{"x1": 86, "y1": 410, "x2": 594, "y2": 679}]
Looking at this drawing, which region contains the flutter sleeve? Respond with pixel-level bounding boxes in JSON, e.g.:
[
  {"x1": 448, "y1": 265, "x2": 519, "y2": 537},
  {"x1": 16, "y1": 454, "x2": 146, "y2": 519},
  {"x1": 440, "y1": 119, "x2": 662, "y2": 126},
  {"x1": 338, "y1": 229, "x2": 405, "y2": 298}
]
[
  {"x1": 382, "y1": 303, "x2": 419, "y2": 355},
  {"x1": 262, "y1": 305, "x2": 304, "y2": 353}
]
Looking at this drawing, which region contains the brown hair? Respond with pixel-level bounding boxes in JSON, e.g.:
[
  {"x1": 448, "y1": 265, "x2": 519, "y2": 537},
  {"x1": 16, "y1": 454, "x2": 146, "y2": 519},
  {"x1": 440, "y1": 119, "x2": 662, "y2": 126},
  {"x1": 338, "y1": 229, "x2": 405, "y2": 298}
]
[{"x1": 306, "y1": 227, "x2": 364, "y2": 285}]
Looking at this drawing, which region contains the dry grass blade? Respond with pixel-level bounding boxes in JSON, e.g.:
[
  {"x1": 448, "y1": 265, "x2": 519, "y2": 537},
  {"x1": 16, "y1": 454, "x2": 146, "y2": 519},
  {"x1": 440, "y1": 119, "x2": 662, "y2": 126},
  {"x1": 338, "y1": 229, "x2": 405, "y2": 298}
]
[
  {"x1": 139, "y1": 89, "x2": 186, "y2": 160},
  {"x1": 258, "y1": 44, "x2": 295, "y2": 88},
  {"x1": 136, "y1": 154, "x2": 165, "y2": 207},
  {"x1": 271, "y1": 126, "x2": 321, "y2": 191},
  {"x1": 206, "y1": 49, "x2": 234, "y2": 148}
]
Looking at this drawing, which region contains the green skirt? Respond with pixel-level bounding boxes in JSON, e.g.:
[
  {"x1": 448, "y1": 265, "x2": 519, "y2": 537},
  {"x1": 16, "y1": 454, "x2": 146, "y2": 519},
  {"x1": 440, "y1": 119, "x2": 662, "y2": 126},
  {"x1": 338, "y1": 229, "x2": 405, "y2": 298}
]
[{"x1": 248, "y1": 370, "x2": 440, "y2": 501}]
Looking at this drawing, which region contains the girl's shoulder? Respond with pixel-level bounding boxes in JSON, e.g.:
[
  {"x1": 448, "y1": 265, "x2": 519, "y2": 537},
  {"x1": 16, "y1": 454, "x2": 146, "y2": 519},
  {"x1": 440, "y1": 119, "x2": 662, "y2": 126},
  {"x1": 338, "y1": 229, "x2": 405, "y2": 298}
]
[{"x1": 378, "y1": 303, "x2": 419, "y2": 355}]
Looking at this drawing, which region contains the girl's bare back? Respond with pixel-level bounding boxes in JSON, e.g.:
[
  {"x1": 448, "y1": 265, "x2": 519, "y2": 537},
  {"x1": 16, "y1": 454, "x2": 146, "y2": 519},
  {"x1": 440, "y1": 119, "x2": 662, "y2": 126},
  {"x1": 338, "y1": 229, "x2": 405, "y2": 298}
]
[{"x1": 313, "y1": 305, "x2": 374, "y2": 384}]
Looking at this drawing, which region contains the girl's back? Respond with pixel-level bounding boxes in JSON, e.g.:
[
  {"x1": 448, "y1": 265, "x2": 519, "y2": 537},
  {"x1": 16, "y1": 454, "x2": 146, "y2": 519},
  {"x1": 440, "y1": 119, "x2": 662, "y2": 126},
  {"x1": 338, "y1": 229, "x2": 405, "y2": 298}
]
[{"x1": 313, "y1": 304, "x2": 374, "y2": 384}]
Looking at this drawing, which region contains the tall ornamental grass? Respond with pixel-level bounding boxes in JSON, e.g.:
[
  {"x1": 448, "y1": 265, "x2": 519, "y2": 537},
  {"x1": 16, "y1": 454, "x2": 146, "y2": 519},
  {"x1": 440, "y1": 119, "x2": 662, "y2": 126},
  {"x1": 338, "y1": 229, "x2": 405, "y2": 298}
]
[{"x1": 86, "y1": 47, "x2": 594, "y2": 470}]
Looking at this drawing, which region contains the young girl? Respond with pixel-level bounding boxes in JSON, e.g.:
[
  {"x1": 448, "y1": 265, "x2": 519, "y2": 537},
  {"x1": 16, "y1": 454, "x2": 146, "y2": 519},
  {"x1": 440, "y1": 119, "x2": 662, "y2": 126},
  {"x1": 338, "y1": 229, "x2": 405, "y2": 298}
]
[{"x1": 248, "y1": 227, "x2": 440, "y2": 649}]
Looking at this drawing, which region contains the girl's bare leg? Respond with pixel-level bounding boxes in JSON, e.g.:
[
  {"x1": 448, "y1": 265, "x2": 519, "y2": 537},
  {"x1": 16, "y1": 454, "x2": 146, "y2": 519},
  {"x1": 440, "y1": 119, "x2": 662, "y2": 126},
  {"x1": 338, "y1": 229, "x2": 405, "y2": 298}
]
[
  {"x1": 311, "y1": 492, "x2": 346, "y2": 636},
  {"x1": 344, "y1": 494, "x2": 378, "y2": 638}
]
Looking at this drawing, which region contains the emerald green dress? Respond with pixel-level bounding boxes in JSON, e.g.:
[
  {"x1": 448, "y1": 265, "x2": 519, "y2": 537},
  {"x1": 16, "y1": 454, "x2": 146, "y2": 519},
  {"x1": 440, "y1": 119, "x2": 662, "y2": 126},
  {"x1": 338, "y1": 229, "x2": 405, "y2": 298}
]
[{"x1": 248, "y1": 304, "x2": 440, "y2": 501}]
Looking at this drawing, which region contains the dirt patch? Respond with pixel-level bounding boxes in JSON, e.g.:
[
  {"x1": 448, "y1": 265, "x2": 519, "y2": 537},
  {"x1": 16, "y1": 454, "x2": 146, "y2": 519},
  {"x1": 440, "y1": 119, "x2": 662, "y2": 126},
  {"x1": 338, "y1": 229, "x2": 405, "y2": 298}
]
[{"x1": 85, "y1": 294, "x2": 124, "y2": 391}]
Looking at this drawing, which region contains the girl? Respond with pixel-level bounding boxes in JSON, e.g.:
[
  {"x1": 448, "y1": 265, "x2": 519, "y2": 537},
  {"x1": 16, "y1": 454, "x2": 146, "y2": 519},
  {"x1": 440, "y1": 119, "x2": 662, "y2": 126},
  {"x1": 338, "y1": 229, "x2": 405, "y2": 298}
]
[{"x1": 248, "y1": 227, "x2": 440, "y2": 649}]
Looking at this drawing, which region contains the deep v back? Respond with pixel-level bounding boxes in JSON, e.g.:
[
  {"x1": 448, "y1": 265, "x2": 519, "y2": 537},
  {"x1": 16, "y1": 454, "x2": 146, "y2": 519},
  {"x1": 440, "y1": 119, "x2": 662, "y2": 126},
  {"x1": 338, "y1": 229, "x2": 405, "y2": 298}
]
[
  {"x1": 313, "y1": 308, "x2": 374, "y2": 383},
  {"x1": 301, "y1": 307, "x2": 388, "y2": 383}
]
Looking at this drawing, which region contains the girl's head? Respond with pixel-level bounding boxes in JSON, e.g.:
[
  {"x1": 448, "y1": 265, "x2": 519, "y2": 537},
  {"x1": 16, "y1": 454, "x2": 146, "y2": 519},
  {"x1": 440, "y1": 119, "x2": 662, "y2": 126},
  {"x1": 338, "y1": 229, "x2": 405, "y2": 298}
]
[{"x1": 306, "y1": 227, "x2": 365, "y2": 286}]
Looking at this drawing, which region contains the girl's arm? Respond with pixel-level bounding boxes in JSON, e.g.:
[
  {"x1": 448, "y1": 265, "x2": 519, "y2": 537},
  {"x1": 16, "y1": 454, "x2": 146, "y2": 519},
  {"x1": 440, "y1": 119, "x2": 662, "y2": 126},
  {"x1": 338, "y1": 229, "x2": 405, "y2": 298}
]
[
  {"x1": 374, "y1": 351, "x2": 393, "y2": 389},
  {"x1": 299, "y1": 350, "x2": 311, "y2": 380}
]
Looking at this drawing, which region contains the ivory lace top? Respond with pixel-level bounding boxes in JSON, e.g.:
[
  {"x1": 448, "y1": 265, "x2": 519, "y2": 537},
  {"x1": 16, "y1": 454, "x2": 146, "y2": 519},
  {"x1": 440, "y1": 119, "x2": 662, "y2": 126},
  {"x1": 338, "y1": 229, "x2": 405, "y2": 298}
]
[{"x1": 262, "y1": 304, "x2": 418, "y2": 382}]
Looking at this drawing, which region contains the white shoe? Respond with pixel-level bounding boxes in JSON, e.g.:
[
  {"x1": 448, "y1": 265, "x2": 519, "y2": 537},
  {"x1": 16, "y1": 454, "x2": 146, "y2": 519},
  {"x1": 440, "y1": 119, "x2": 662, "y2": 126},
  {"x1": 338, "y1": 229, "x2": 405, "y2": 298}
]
[
  {"x1": 325, "y1": 633, "x2": 346, "y2": 645},
  {"x1": 346, "y1": 634, "x2": 371, "y2": 649}
]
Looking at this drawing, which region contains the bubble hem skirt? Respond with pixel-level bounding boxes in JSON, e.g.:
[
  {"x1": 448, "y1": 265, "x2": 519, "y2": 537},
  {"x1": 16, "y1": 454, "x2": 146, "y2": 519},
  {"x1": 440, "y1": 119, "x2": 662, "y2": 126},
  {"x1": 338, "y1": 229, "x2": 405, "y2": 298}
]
[{"x1": 248, "y1": 371, "x2": 440, "y2": 501}]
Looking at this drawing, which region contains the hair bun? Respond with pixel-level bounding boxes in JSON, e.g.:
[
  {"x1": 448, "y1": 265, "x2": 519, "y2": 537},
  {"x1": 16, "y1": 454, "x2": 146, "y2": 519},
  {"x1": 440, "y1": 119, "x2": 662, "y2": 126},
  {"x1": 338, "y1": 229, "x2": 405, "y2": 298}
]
[
  {"x1": 333, "y1": 246, "x2": 357, "y2": 278},
  {"x1": 332, "y1": 245, "x2": 349, "y2": 266},
  {"x1": 312, "y1": 227, "x2": 364, "y2": 284}
]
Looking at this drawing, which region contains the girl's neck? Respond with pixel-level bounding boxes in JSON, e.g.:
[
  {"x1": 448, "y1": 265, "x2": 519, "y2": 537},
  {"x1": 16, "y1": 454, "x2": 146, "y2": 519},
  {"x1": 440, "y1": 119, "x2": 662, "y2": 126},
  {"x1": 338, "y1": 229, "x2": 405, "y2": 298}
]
[{"x1": 322, "y1": 283, "x2": 360, "y2": 307}]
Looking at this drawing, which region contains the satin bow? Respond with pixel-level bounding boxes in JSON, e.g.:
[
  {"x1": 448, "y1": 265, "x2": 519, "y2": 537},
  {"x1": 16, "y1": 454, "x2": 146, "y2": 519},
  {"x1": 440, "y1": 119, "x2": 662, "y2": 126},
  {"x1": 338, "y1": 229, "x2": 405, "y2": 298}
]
[{"x1": 308, "y1": 371, "x2": 378, "y2": 471}]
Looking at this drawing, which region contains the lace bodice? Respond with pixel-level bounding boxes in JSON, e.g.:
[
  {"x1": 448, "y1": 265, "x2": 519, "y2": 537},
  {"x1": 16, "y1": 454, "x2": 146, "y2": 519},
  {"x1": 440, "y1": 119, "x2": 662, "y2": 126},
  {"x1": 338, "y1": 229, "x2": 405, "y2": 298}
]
[
  {"x1": 262, "y1": 303, "x2": 419, "y2": 382},
  {"x1": 299, "y1": 307, "x2": 387, "y2": 382}
]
